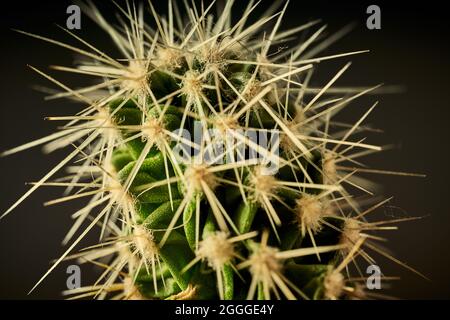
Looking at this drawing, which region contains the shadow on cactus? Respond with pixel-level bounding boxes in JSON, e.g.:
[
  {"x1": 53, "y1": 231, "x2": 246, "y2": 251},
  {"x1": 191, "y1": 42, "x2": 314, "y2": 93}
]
[{"x1": 1, "y1": 0, "x2": 426, "y2": 300}]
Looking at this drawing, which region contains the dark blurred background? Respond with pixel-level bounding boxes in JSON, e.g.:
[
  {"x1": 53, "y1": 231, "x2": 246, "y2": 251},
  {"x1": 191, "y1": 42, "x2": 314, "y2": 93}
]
[{"x1": 0, "y1": 0, "x2": 448, "y2": 299}]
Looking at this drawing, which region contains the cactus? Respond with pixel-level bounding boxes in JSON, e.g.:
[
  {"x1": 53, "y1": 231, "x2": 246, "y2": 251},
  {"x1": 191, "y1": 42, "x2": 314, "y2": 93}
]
[{"x1": 1, "y1": 1, "x2": 424, "y2": 300}]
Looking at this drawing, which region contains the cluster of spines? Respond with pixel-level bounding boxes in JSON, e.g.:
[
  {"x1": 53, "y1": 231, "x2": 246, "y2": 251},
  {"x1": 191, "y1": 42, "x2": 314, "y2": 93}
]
[{"x1": 1, "y1": 0, "x2": 425, "y2": 300}]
